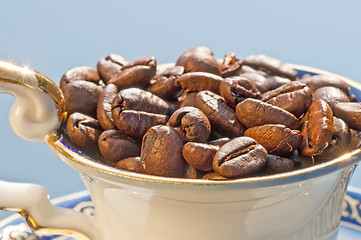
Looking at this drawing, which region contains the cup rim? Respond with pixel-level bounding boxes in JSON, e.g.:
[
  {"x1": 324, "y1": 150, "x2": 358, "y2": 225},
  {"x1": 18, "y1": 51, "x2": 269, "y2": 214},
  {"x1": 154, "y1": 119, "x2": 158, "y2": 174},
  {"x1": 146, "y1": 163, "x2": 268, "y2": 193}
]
[{"x1": 46, "y1": 63, "x2": 361, "y2": 186}]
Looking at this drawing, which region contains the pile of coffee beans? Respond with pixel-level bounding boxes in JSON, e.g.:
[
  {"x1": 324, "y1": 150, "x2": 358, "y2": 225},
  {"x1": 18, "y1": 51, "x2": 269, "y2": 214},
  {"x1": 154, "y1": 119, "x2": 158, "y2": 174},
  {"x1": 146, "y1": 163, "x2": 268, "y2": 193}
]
[{"x1": 59, "y1": 46, "x2": 361, "y2": 180}]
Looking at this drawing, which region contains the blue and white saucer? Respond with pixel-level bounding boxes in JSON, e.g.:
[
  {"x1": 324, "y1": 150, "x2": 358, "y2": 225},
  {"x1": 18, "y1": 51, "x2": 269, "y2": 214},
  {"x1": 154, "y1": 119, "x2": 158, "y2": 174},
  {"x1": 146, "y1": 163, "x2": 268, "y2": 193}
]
[{"x1": 1, "y1": 188, "x2": 361, "y2": 239}]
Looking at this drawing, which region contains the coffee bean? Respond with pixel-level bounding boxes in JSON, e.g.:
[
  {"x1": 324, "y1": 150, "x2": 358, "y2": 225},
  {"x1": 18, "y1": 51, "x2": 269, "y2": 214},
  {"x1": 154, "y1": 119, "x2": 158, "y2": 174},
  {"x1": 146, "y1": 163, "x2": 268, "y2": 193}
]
[
  {"x1": 182, "y1": 142, "x2": 219, "y2": 171},
  {"x1": 63, "y1": 80, "x2": 102, "y2": 118},
  {"x1": 66, "y1": 112, "x2": 103, "y2": 149},
  {"x1": 175, "y1": 72, "x2": 224, "y2": 95},
  {"x1": 168, "y1": 107, "x2": 211, "y2": 142},
  {"x1": 313, "y1": 86, "x2": 350, "y2": 110},
  {"x1": 60, "y1": 66, "x2": 100, "y2": 90},
  {"x1": 141, "y1": 125, "x2": 186, "y2": 177},
  {"x1": 108, "y1": 56, "x2": 157, "y2": 89},
  {"x1": 213, "y1": 137, "x2": 268, "y2": 178},
  {"x1": 220, "y1": 52, "x2": 243, "y2": 78},
  {"x1": 266, "y1": 75, "x2": 291, "y2": 90},
  {"x1": 196, "y1": 90, "x2": 245, "y2": 137},
  {"x1": 236, "y1": 98, "x2": 300, "y2": 130},
  {"x1": 179, "y1": 92, "x2": 198, "y2": 108},
  {"x1": 298, "y1": 74, "x2": 350, "y2": 93},
  {"x1": 334, "y1": 102, "x2": 361, "y2": 131},
  {"x1": 208, "y1": 137, "x2": 231, "y2": 147},
  {"x1": 97, "y1": 84, "x2": 117, "y2": 130},
  {"x1": 243, "y1": 54, "x2": 298, "y2": 80},
  {"x1": 219, "y1": 76, "x2": 262, "y2": 107},
  {"x1": 299, "y1": 100, "x2": 334, "y2": 156},
  {"x1": 244, "y1": 124, "x2": 303, "y2": 155},
  {"x1": 114, "y1": 157, "x2": 144, "y2": 174},
  {"x1": 266, "y1": 155, "x2": 295, "y2": 173},
  {"x1": 240, "y1": 72, "x2": 270, "y2": 93},
  {"x1": 97, "y1": 54, "x2": 129, "y2": 83},
  {"x1": 183, "y1": 52, "x2": 222, "y2": 76},
  {"x1": 202, "y1": 171, "x2": 228, "y2": 180},
  {"x1": 98, "y1": 130, "x2": 140, "y2": 163},
  {"x1": 261, "y1": 81, "x2": 313, "y2": 117},
  {"x1": 176, "y1": 46, "x2": 214, "y2": 67}
]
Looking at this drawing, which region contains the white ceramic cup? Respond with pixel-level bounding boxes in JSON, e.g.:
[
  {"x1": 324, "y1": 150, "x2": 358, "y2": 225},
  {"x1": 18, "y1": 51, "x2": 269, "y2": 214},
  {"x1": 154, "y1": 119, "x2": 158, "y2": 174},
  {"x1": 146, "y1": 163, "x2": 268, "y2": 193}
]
[{"x1": 0, "y1": 61, "x2": 361, "y2": 240}]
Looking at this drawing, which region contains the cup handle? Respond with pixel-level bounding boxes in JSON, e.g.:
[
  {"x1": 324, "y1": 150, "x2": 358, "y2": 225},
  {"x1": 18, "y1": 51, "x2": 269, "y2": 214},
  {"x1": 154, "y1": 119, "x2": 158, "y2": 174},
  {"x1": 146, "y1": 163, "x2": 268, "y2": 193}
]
[{"x1": 0, "y1": 61, "x2": 99, "y2": 239}]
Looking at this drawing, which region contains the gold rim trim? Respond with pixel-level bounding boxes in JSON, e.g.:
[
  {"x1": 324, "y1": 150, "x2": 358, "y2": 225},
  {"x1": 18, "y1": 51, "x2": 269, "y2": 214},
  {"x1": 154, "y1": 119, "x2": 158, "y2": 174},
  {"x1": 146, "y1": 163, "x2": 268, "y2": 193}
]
[{"x1": 46, "y1": 63, "x2": 361, "y2": 186}]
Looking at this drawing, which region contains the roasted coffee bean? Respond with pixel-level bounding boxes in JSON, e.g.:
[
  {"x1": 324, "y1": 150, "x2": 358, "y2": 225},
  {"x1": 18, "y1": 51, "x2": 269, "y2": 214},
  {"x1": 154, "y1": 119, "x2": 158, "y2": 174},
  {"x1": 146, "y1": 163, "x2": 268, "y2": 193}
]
[
  {"x1": 63, "y1": 80, "x2": 102, "y2": 118},
  {"x1": 182, "y1": 142, "x2": 219, "y2": 171},
  {"x1": 208, "y1": 137, "x2": 231, "y2": 147},
  {"x1": 213, "y1": 137, "x2": 268, "y2": 178},
  {"x1": 175, "y1": 72, "x2": 224, "y2": 95},
  {"x1": 244, "y1": 124, "x2": 303, "y2": 155},
  {"x1": 176, "y1": 46, "x2": 214, "y2": 67},
  {"x1": 298, "y1": 74, "x2": 350, "y2": 93},
  {"x1": 241, "y1": 65, "x2": 258, "y2": 74},
  {"x1": 243, "y1": 54, "x2": 298, "y2": 80},
  {"x1": 196, "y1": 91, "x2": 245, "y2": 137},
  {"x1": 317, "y1": 117, "x2": 351, "y2": 159},
  {"x1": 98, "y1": 130, "x2": 140, "y2": 163},
  {"x1": 240, "y1": 72, "x2": 270, "y2": 93},
  {"x1": 220, "y1": 52, "x2": 243, "y2": 78},
  {"x1": 266, "y1": 155, "x2": 295, "y2": 173},
  {"x1": 168, "y1": 107, "x2": 211, "y2": 142},
  {"x1": 236, "y1": 98, "x2": 300, "y2": 130},
  {"x1": 300, "y1": 100, "x2": 334, "y2": 156},
  {"x1": 114, "y1": 157, "x2": 144, "y2": 173},
  {"x1": 97, "y1": 84, "x2": 117, "y2": 130},
  {"x1": 97, "y1": 54, "x2": 129, "y2": 83},
  {"x1": 184, "y1": 164, "x2": 201, "y2": 179},
  {"x1": 334, "y1": 102, "x2": 361, "y2": 131},
  {"x1": 266, "y1": 75, "x2": 291, "y2": 90},
  {"x1": 179, "y1": 92, "x2": 198, "y2": 108},
  {"x1": 202, "y1": 171, "x2": 228, "y2": 180},
  {"x1": 183, "y1": 52, "x2": 222, "y2": 76},
  {"x1": 219, "y1": 76, "x2": 262, "y2": 107},
  {"x1": 66, "y1": 112, "x2": 103, "y2": 149},
  {"x1": 60, "y1": 66, "x2": 100, "y2": 90},
  {"x1": 147, "y1": 66, "x2": 184, "y2": 99},
  {"x1": 261, "y1": 81, "x2": 313, "y2": 117},
  {"x1": 141, "y1": 125, "x2": 186, "y2": 177},
  {"x1": 111, "y1": 88, "x2": 169, "y2": 137},
  {"x1": 313, "y1": 86, "x2": 350, "y2": 110},
  {"x1": 108, "y1": 56, "x2": 157, "y2": 89}
]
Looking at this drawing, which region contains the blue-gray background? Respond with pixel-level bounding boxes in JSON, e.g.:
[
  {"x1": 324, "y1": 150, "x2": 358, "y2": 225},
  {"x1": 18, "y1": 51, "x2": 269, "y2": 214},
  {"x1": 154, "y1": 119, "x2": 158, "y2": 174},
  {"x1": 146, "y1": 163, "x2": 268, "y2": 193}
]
[{"x1": 0, "y1": 0, "x2": 361, "y2": 221}]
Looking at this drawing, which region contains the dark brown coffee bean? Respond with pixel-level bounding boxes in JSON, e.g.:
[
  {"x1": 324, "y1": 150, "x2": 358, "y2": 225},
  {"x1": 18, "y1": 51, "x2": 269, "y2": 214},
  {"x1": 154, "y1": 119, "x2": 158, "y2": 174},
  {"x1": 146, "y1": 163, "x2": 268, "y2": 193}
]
[
  {"x1": 182, "y1": 142, "x2": 219, "y2": 171},
  {"x1": 108, "y1": 56, "x2": 157, "y2": 89},
  {"x1": 175, "y1": 72, "x2": 224, "y2": 95},
  {"x1": 202, "y1": 171, "x2": 228, "y2": 180},
  {"x1": 244, "y1": 124, "x2": 303, "y2": 155},
  {"x1": 179, "y1": 92, "x2": 198, "y2": 108},
  {"x1": 97, "y1": 84, "x2": 118, "y2": 130},
  {"x1": 63, "y1": 80, "x2": 102, "y2": 118},
  {"x1": 147, "y1": 66, "x2": 184, "y2": 99},
  {"x1": 300, "y1": 100, "x2": 334, "y2": 156},
  {"x1": 168, "y1": 107, "x2": 211, "y2": 142},
  {"x1": 266, "y1": 155, "x2": 295, "y2": 173},
  {"x1": 60, "y1": 66, "x2": 100, "y2": 90},
  {"x1": 219, "y1": 76, "x2": 262, "y2": 107},
  {"x1": 334, "y1": 102, "x2": 361, "y2": 130},
  {"x1": 262, "y1": 81, "x2": 313, "y2": 117},
  {"x1": 176, "y1": 46, "x2": 213, "y2": 67},
  {"x1": 317, "y1": 117, "x2": 351, "y2": 159},
  {"x1": 236, "y1": 98, "x2": 300, "y2": 130},
  {"x1": 114, "y1": 157, "x2": 144, "y2": 173},
  {"x1": 313, "y1": 86, "x2": 350, "y2": 110},
  {"x1": 196, "y1": 91, "x2": 245, "y2": 137},
  {"x1": 220, "y1": 52, "x2": 243, "y2": 78},
  {"x1": 240, "y1": 72, "x2": 270, "y2": 93},
  {"x1": 208, "y1": 137, "x2": 231, "y2": 147},
  {"x1": 183, "y1": 52, "x2": 222, "y2": 76},
  {"x1": 184, "y1": 164, "x2": 202, "y2": 179},
  {"x1": 66, "y1": 112, "x2": 103, "y2": 148},
  {"x1": 243, "y1": 54, "x2": 298, "y2": 80},
  {"x1": 98, "y1": 130, "x2": 140, "y2": 163},
  {"x1": 213, "y1": 137, "x2": 268, "y2": 178},
  {"x1": 298, "y1": 74, "x2": 350, "y2": 93},
  {"x1": 141, "y1": 125, "x2": 186, "y2": 177},
  {"x1": 266, "y1": 75, "x2": 291, "y2": 90},
  {"x1": 97, "y1": 54, "x2": 129, "y2": 83}
]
